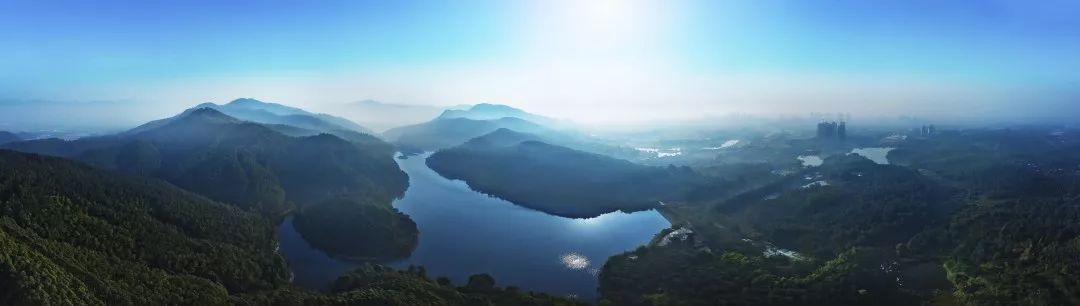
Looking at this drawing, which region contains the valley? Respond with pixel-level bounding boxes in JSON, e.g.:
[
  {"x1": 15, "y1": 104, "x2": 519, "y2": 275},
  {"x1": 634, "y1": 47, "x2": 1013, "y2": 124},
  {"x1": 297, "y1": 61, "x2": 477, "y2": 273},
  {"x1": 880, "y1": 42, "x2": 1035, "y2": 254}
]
[
  {"x1": 6, "y1": 2, "x2": 1077, "y2": 305},
  {"x1": 2, "y1": 98, "x2": 1078, "y2": 305},
  {"x1": 278, "y1": 153, "x2": 669, "y2": 300}
]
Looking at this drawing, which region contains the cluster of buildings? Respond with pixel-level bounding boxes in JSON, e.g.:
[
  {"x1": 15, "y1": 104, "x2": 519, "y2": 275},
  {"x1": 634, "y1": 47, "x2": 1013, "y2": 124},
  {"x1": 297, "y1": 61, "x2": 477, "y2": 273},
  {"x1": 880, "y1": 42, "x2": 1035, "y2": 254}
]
[
  {"x1": 817, "y1": 121, "x2": 847, "y2": 139},
  {"x1": 919, "y1": 125, "x2": 937, "y2": 137}
]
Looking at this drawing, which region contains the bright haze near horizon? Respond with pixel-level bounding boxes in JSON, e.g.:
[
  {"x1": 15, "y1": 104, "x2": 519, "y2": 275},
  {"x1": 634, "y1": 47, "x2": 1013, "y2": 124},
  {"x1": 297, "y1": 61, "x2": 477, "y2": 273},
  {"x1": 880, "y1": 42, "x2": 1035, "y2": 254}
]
[{"x1": 2, "y1": 0, "x2": 1079, "y2": 130}]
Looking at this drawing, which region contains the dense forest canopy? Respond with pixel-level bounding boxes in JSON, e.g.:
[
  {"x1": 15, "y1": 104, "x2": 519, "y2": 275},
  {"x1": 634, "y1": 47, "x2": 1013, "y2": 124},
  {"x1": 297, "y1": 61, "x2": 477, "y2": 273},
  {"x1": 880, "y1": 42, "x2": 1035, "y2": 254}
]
[
  {"x1": 0, "y1": 149, "x2": 289, "y2": 304},
  {"x1": 598, "y1": 127, "x2": 1080, "y2": 305},
  {"x1": 6, "y1": 108, "x2": 406, "y2": 215},
  {"x1": 0, "y1": 149, "x2": 588, "y2": 305},
  {"x1": 716, "y1": 154, "x2": 960, "y2": 258},
  {"x1": 293, "y1": 195, "x2": 419, "y2": 261},
  {"x1": 2, "y1": 108, "x2": 413, "y2": 261}
]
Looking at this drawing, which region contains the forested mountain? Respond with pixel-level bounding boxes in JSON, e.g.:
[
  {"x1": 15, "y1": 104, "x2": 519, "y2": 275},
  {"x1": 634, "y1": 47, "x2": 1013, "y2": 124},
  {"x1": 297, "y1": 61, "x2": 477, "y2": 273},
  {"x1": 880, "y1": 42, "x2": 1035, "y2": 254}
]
[
  {"x1": 2, "y1": 108, "x2": 412, "y2": 260},
  {"x1": 427, "y1": 130, "x2": 701, "y2": 218},
  {"x1": 596, "y1": 154, "x2": 958, "y2": 305},
  {"x1": 436, "y1": 103, "x2": 567, "y2": 128},
  {"x1": 128, "y1": 98, "x2": 372, "y2": 135},
  {"x1": 329, "y1": 100, "x2": 468, "y2": 132},
  {"x1": 383, "y1": 116, "x2": 552, "y2": 151},
  {"x1": 0, "y1": 149, "x2": 585, "y2": 305},
  {"x1": 460, "y1": 128, "x2": 545, "y2": 147},
  {"x1": 716, "y1": 154, "x2": 961, "y2": 258},
  {"x1": 600, "y1": 246, "x2": 921, "y2": 306},
  {"x1": 382, "y1": 104, "x2": 638, "y2": 159},
  {"x1": 244, "y1": 265, "x2": 586, "y2": 305},
  {"x1": 0, "y1": 131, "x2": 19, "y2": 144},
  {"x1": 0, "y1": 149, "x2": 290, "y2": 304},
  {"x1": 293, "y1": 195, "x2": 419, "y2": 261},
  {"x1": 889, "y1": 128, "x2": 1080, "y2": 304},
  {"x1": 4, "y1": 108, "x2": 406, "y2": 216},
  {"x1": 598, "y1": 128, "x2": 1080, "y2": 305}
]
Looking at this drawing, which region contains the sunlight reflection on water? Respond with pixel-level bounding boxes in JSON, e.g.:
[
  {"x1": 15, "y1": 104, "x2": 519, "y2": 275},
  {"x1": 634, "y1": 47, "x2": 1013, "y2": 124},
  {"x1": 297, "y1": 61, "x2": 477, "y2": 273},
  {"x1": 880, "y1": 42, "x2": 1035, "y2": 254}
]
[{"x1": 561, "y1": 252, "x2": 590, "y2": 270}]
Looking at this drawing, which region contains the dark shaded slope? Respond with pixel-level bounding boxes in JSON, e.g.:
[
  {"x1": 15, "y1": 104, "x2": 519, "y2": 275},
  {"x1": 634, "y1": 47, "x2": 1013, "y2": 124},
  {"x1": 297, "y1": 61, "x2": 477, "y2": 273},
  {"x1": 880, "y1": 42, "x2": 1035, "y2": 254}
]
[
  {"x1": 595, "y1": 154, "x2": 958, "y2": 306},
  {"x1": 598, "y1": 128, "x2": 1080, "y2": 306},
  {"x1": 0, "y1": 131, "x2": 19, "y2": 145},
  {"x1": 0, "y1": 149, "x2": 289, "y2": 304},
  {"x1": 242, "y1": 265, "x2": 587, "y2": 305},
  {"x1": 2, "y1": 109, "x2": 412, "y2": 260},
  {"x1": 0, "y1": 150, "x2": 583, "y2": 305},
  {"x1": 716, "y1": 154, "x2": 960, "y2": 257},
  {"x1": 5, "y1": 108, "x2": 407, "y2": 216},
  {"x1": 427, "y1": 130, "x2": 699, "y2": 218}
]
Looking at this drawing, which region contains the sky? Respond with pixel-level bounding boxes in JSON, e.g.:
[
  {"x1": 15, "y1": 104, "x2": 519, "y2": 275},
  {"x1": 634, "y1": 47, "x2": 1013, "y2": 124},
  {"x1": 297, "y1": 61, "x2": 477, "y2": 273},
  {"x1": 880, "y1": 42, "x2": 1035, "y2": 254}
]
[{"x1": 1, "y1": 0, "x2": 1079, "y2": 129}]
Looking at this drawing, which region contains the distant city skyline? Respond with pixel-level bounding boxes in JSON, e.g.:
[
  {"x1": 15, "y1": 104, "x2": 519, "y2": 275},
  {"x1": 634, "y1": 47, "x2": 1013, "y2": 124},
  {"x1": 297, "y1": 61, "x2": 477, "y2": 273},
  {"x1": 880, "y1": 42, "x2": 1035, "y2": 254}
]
[{"x1": 2, "y1": 0, "x2": 1079, "y2": 127}]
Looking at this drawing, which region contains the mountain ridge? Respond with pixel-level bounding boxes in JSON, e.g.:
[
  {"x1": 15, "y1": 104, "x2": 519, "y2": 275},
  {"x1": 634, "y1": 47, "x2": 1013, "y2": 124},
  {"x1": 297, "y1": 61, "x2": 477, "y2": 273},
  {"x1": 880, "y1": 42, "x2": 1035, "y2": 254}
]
[
  {"x1": 129, "y1": 98, "x2": 373, "y2": 136},
  {"x1": 2, "y1": 108, "x2": 414, "y2": 260},
  {"x1": 383, "y1": 116, "x2": 552, "y2": 151},
  {"x1": 426, "y1": 131, "x2": 701, "y2": 218},
  {"x1": 0, "y1": 131, "x2": 20, "y2": 145},
  {"x1": 327, "y1": 100, "x2": 468, "y2": 132},
  {"x1": 436, "y1": 103, "x2": 568, "y2": 128}
]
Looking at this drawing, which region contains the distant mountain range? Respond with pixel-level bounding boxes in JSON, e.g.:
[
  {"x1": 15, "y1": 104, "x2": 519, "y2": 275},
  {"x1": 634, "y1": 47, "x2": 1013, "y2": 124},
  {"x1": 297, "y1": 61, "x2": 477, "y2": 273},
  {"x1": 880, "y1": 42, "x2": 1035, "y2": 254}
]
[
  {"x1": 436, "y1": 103, "x2": 568, "y2": 128},
  {"x1": 129, "y1": 98, "x2": 373, "y2": 135},
  {"x1": 381, "y1": 103, "x2": 590, "y2": 151},
  {"x1": 329, "y1": 100, "x2": 469, "y2": 132},
  {"x1": 2, "y1": 103, "x2": 414, "y2": 260},
  {"x1": 384, "y1": 116, "x2": 553, "y2": 152},
  {"x1": 5, "y1": 107, "x2": 405, "y2": 215}
]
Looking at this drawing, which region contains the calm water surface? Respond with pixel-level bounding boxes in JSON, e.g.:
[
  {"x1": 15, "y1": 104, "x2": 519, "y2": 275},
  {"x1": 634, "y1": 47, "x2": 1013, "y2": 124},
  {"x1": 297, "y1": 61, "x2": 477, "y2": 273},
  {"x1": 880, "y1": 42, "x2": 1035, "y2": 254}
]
[
  {"x1": 851, "y1": 147, "x2": 895, "y2": 164},
  {"x1": 277, "y1": 153, "x2": 671, "y2": 300},
  {"x1": 797, "y1": 155, "x2": 824, "y2": 167}
]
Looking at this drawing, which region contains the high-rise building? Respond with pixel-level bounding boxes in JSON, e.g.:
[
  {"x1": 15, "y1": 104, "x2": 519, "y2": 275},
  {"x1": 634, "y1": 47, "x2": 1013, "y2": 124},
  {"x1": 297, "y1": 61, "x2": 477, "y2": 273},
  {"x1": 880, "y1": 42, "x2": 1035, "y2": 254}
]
[
  {"x1": 817, "y1": 121, "x2": 847, "y2": 139},
  {"x1": 920, "y1": 125, "x2": 936, "y2": 137}
]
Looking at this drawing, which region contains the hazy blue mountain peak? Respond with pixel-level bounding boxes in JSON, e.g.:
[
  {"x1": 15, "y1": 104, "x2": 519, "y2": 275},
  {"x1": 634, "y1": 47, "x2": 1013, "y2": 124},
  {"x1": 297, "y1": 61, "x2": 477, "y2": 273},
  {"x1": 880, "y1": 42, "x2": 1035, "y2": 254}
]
[
  {"x1": 434, "y1": 103, "x2": 575, "y2": 131},
  {"x1": 193, "y1": 102, "x2": 218, "y2": 108},
  {"x1": 174, "y1": 107, "x2": 241, "y2": 125},
  {"x1": 463, "y1": 128, "x2": 544, "y2": 147},
  {"x1": 470, "y1": 103, "x2": 521, "y2": 112},
  {"x1": 352, "y1": 99, "x2": 385, "y2": 106},
  {"x1": 227, "y1": 97, "x2": 267, "y2": 106},
  {"x1": 225, "y1": 98, "x2": 307, "y2": 116},
  {"x1": 437, "y1": 103, "x2": 528, "y2": 120}
]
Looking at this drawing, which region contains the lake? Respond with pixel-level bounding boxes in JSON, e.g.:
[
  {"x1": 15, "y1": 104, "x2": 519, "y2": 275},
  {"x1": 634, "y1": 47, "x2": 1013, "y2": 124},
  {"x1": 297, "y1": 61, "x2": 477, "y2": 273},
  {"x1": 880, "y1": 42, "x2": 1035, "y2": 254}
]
[
  {"x1": 851, "y1": 147, "x2": 895, "y2": 165},
  {"x1": 277, "y1": 152, "x2": 671, "y2": 300},
  {"x1": 797, "y1": 155, "x2": 824, "y2": 167}
]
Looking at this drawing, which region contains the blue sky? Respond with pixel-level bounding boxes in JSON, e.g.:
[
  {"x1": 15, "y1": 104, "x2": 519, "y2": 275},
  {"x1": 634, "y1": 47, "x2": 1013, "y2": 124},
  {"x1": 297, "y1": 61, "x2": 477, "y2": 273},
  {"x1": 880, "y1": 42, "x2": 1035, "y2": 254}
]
[
  {"x1": 1, "y1": 1, "x2": 515, "y2": 84},
  {"x1": 1, "y1": 0, "x2": 1078, "y2": 127},
  {"x1": 685, "y1": 1, "x2": 1080, "y2": 85}
]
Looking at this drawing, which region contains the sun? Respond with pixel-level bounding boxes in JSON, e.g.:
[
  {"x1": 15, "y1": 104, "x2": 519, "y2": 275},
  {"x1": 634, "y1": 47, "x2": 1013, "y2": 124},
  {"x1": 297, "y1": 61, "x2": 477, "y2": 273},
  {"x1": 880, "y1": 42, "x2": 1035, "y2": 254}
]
[{"x1": 591, "y1": 0, "x2": 634, "y2": 25}]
